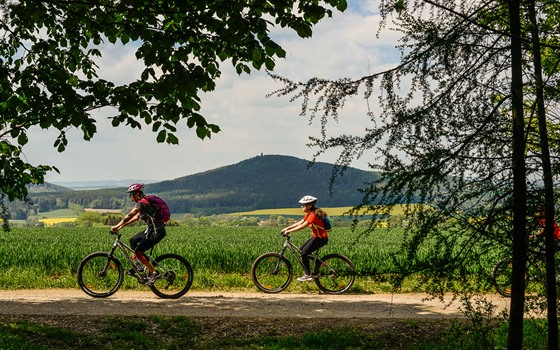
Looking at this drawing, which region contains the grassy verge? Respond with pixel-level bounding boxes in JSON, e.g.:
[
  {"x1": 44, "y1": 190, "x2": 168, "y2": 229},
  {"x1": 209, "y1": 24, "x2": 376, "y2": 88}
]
[{"x1": 0, "y1": 315, "x2": 551, "y2": 350}]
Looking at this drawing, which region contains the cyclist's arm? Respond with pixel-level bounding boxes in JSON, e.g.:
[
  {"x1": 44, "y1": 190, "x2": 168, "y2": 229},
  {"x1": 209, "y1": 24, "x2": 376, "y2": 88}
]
[
  {"x1": 282, "y1": 219, "x2": 308, "y2": 235},
  {"x1": 111, "y1": 207, "x2": 141, "y2": 232}
]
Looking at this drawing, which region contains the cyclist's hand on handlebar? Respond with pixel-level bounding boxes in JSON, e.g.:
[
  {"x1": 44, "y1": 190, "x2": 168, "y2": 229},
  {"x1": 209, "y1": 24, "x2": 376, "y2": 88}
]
[{"x1": 280, "y1": 229, "x2": 288, "y2": 237}]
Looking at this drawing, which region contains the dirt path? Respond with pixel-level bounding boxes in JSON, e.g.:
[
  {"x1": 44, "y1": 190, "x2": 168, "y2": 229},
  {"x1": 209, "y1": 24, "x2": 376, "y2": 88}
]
[{"x1": 0, "y1": 289, "x2": 510, "y2": 319}]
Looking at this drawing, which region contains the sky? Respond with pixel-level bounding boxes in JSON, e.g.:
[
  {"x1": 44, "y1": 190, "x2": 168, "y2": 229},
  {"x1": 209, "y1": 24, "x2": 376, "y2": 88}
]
[{"x1": 23, "y1": 1, "x2": 402, "y2": 184}]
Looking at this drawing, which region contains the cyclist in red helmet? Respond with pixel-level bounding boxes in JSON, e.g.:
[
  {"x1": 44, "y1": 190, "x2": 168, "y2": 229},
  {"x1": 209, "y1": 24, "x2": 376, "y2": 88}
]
[
  {"x1": 533, "y1": 205, "x2": 560, "y2": 252},
  {"x1": 111, "y1": 183, "x2": 167, "y2": 285}
]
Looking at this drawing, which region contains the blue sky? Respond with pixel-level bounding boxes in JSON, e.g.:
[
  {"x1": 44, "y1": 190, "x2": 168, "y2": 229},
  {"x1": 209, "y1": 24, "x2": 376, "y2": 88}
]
[{"x1": 24, "y1": 2, "x2": 401, "y2": 183}]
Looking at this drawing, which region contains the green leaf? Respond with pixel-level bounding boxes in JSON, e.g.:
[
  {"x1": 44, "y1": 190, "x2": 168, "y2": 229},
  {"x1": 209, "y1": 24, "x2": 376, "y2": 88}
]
[
  {"x1": 337, "y1": 0, "x2": 348, "y2": 11},
  {"x1": 196, "y1": 126, "x2": 209, "y2": 139},
  {"x1": 252, "y1": 48, "x2": 263, "y2": 63},
  {"x1": 156, "y1": 130, "x2": 166, "y2": 143},
  {"x1": 167, "y1": 133, "x2": 179, "y2": 144},
  {"x1": 264, "y1": 58, "x2": 275, "y2": 70},
  {"x1": 209, "y1": 124, "x2": 221, "y2": 133},
  {"x1": 276, "y1": 47, "x2": 286, "y2": 58},
  {"x1": 68, "y1": 75, "x2": 79, "y2": 87},
  {"x1": 17, "y1": 133, "x2": 28, "y2": 146}
]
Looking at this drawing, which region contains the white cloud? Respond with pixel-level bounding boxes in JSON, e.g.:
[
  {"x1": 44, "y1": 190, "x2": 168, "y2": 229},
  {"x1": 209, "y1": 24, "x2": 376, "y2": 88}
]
[{"x1": 23, "y1": 4, "x2": 400, "y2": 183}]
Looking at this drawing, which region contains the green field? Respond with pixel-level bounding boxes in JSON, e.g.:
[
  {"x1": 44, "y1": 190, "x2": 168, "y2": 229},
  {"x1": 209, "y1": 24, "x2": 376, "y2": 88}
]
[{"x1": 0, "y1": 226, "x2": 499, "y2": 293}]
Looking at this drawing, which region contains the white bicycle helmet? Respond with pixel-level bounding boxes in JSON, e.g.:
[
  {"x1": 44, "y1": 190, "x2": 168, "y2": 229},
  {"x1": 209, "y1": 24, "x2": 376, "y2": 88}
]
[{"x1": 299, "y1": 195, "x2": 318, "y2": 204}]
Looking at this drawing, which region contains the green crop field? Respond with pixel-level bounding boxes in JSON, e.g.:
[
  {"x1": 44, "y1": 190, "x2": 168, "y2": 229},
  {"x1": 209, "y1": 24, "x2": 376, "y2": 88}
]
[{"x1": 0, "y1": 226, "x2": 500, "y2": 293}]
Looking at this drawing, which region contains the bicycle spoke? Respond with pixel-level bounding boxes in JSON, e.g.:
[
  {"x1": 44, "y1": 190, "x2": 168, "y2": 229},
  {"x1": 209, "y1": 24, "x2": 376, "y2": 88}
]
[
  {"x1": 314, "y1": 254, "x2": 355, "y2": 294},
  {"x1": 492, "y1": 258, "x2": 515, "y2": 298},
  {"x1": 149, "y1": 254, "x2": 193, "y2": 299},
  {"x1": 77, "y1": 252, "x2": 123, "y2": 298},
  {"x1": 252, "y1": 253, "x2": 292, "y2": 293}
]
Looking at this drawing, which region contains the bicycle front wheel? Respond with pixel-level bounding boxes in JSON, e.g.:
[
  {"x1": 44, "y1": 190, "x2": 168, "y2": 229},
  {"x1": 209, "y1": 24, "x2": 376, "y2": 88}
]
[
  {"x1": 77, "y1": 252, "x2": 123, "y2": 298},
  {"x1": 491, "y1": 258, "x2": 513, "y2": 297},
  {"x1": 314, "y1": 254, "x2": 355, "y2": 294},
  {"x1": 251, "y1": 253, "x2": 292, "y2": 293},
  {"x1": 149, "y1": 254, "x2": 193, "y2": 299}
]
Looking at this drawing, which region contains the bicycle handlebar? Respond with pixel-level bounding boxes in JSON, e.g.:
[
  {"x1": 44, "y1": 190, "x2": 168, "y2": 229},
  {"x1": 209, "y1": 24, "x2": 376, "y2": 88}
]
[{"x1": 280, "y1": 232, "x2": 292, "y2": 241}]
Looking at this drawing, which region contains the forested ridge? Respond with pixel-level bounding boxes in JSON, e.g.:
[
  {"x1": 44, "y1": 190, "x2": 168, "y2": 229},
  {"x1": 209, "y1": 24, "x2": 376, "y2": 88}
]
[{"x1": 8, "y1": 155, "x2": 379, "y2": 219}]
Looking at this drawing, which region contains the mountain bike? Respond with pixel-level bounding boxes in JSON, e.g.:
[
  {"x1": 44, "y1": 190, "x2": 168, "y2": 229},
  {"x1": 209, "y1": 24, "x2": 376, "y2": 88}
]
[
  {"x1": 251, "y1": 234, "x2": 355, "y2": 294},
  {"x1": 77, "y1": 230, "x2": 193, "y2": 299},
  {"x1": 491, "y1": 247, "x2": 557, "y2": 298}
]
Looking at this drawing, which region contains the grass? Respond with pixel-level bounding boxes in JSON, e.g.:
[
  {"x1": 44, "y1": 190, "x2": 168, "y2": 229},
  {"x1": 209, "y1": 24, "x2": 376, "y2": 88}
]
[{"x1": 0, "y1": 315, "x2": 552, "y2": 349}]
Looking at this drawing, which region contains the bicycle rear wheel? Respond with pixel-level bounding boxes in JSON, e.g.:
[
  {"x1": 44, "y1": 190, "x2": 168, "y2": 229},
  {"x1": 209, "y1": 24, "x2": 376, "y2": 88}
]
[
  {"x1": 149, "y1": 254, "x2": 193, "y2": 299},
  {"x1": 77, "y1": 252, "x2": 123, "y2": 298},
  {"x1": 314, "y1": 254, "x2": 355, "y2": 294},
  {"x1": 491, "y1": 258, "x2": 513, "y2": 297},
  {"x1": 251, "y1": 253, "x2": 292, "y2": 293}
]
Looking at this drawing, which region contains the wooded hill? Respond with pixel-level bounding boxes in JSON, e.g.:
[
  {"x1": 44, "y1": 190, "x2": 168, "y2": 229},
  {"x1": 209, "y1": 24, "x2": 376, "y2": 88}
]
[{"x1": 10, "y1": 155, "x2": 379, "y2": 218}]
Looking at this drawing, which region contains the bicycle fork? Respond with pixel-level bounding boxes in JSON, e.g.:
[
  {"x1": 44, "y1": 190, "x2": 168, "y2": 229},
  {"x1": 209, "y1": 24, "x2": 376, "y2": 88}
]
[
  {"x1": 98, "y1": 243, "x2": 121, "y2": 278},
  {"x1": 272, "y1": 246, "x2": 289, "y2": 275}
]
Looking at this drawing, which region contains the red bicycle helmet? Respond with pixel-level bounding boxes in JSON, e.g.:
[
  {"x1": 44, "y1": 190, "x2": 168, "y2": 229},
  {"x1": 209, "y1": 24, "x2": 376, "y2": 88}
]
[{"x1": 127, "y1": 183, "x2": 145, "y2": 193}]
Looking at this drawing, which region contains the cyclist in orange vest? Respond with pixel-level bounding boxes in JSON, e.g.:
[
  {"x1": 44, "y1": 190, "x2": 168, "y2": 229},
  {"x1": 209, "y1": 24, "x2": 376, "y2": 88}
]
[{"x1": 281, "y1": 195, "x2": 329, "y2": 282}]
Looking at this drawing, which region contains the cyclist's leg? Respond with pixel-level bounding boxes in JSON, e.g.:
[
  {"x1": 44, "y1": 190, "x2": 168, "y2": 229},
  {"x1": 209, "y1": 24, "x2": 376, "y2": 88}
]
[
  {"x1": 300, "y1": 238, "x2": 315, "y2": 275},
  {"x1": 135, "y1": 227, "x2": 166, "y2": 273},
  {"x1": 300, "y1": 237, "x2": 329, "y2": 275},
  {"x1": 125, "y1": 229, "x2": 147, "y2": 275},
  {"x1": 130, "y1": 229, "x2": 145, "y2": 253}
]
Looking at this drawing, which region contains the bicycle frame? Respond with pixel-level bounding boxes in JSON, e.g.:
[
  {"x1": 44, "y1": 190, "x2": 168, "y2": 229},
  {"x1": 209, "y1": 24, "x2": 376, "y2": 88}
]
[
  {"x1": 277, "y1": 235, "x2": 322, "y2": 273},
  {"x1": 105, "y1": 232, "x2": 153, "y2": 276}
]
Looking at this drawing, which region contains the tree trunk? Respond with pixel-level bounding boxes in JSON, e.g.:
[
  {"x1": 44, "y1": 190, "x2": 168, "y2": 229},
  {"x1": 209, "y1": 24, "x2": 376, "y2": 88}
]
[
  {"x1": 528, "y1": 2, "x2": 559, "y2": 349},
  {"x1": 508, "y1": 0, "x2": 528, "y2": 349}
]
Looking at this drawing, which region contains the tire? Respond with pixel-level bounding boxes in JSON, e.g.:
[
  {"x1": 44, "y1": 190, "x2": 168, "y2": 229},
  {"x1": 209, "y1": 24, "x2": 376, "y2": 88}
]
[
  {"x1": 251, "y1": 253, "x2": 293, "y2": 293},
  {"x1": 77, "y1": 252, "x2": 123, "y2": 298},
  {"x1": 314, "y1": 254, "x2": 355, "y2": 294},
  {"x1": 149, "y1": 254, "x2": 193, "y2": 299},
  {"x1": 491, "y1": 258, "x2": 513, "y2": 297}
]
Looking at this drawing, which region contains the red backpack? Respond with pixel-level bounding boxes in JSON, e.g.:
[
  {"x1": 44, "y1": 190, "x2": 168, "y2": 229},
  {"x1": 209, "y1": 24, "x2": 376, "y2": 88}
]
[{"x1": 140, "y1": 195, "x2": 171, "y2": 223}]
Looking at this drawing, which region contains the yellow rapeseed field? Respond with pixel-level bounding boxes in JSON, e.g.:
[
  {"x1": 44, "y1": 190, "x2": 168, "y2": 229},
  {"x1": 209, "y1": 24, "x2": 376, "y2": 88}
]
[
  {"x1": 233, "y1": 204, "x2": 422, "y2": 216},
  {"x1": 39, "y1": 218, "x2": 77, "y2": 226}
]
